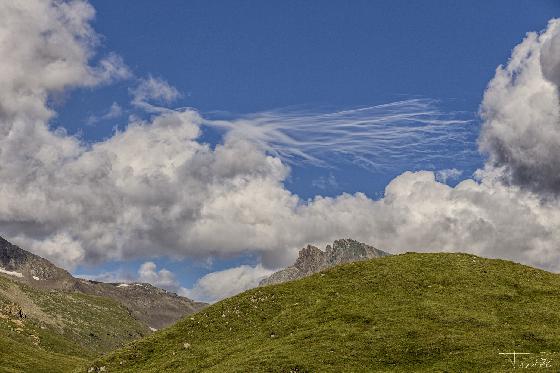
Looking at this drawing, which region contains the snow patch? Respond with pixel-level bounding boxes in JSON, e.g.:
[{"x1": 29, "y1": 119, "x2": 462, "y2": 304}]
[
  {"x1": 0, "y1": 267, "x2": 23, "y2": 278},
  {"x1": 149, "y1": 327, "x2": 157, "y2": 332},
  {"x1": 117, "y1": 283, "x2": 130, "y2": 287},
  {"x1": 32, "y1": 276, "x2": 40, "y2": 281}
]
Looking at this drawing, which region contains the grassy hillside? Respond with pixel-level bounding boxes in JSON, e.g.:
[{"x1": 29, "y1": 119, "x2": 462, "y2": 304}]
[
  {"x1": 0, "y1": 276, "x2": 149, "y2": 373},
  {"x1": 86, "y1": 253, "x2": 560, "y2": 372}
]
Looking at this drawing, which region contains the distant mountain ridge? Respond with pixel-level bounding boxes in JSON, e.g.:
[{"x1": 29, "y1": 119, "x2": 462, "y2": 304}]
[
  {"x1": 259, "y1": 238, "x2": 390, "y2": 286},
  {"x1": 0, "y1": 236, "x2": 77, "y2": 290},
  {"x1": 0, "y1": 236, "x2": 206, "y2": 329}
]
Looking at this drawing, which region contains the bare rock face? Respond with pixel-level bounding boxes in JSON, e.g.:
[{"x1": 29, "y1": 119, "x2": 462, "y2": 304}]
[
  {"x1": 325, "y1": 238, "x2": 387, "y2": 265},
  {"x1": 260, "y1": 239, "x2": 390, "y2": 286},
  {"x1": 294, "y1": 245, "x2": 325, "y2": 273},
  {"x1": 0, "y1": 236, "x2": 76, "y2": 290},
  {"x1": 259, "y1": 266, "x2": 301, "y2": 286},
  {"x1": 0, "y1": 236, "x2": 206, "y2": 329}
]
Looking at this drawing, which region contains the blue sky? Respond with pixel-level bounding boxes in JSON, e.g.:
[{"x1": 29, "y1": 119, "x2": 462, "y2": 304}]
[
  {"x1": 67, "y1": 0, "x2": 559, "y2": 292},
  {"x1": 58, "y1": 0, "x2": 557, "y2": 197},
  {"x1": 4, "y1": 1, "x2": 560, "y2": 302}
]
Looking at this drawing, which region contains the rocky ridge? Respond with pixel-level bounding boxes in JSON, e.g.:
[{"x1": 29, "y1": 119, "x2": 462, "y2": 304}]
[
  {"x1": 0, "y1": 236, "x2": 206, "y2": 329},
  {"x1": 259, "y1": 238, "x2": 390, "y2": 286}
]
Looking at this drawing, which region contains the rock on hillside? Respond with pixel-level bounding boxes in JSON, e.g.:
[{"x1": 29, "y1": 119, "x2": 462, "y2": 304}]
[
  {"x1": 0, "y1": 236, "x2": 206, "y2": 329},
  {"x1": 259, "y1": 238, "x2": 390, "y2": 286}
]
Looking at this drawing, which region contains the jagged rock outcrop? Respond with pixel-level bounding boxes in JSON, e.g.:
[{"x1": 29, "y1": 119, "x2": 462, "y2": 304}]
[
  {"x1": 260, "y1": 238, "x2": 390, "y2": 286},
  {"x1": 0, "y1": 236, "x2": 206, "y2": 329}
]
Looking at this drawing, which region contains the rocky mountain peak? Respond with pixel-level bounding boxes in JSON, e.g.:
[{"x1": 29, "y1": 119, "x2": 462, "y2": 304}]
[
  {"x1": 294, "y1": 245, "x2": 325, "y2": 273},
  {"x1": 260, "y1": 239, "x2": 390, "y2": 286},
  {"x1": 0, "y1": 236, "x2": 75, "y2": 288},
  {"x1": 326, "y1": 238, "x2": 386, "y2": 265},
  {"x1": 0, "y1": 236, "x2": 29, "y2": 268}
]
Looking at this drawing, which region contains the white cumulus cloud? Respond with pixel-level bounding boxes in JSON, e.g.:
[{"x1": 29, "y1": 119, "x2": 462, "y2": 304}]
[
  {"x1": 435, "y1": 168, "x2": 463, "y2": 184},
  {"x1": 2, "y1": 1, "x2": 560, "y2": 302},
  {"x1": 479, "y1": 19, "x2": 560, "y2": 195},
  {"x1": 181, "y1": 264, "x2": 274, "y2": 303},
  {"x1": 137, "y1": 261, "x2": 181, "y2": 291},
  {"x1": 130, "y1": 76, "x2": 182, "y2": 112}
]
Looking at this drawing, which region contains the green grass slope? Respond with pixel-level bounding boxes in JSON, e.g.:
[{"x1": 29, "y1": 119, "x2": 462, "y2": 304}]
[
  {"x1": 87, "y1": 253, "x2": 560, "y2": 372},
  {"x1": 0, "y1": 276, "x2": 149, "y2": 373}
]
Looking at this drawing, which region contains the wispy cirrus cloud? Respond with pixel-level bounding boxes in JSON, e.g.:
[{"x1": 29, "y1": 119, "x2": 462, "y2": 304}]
[{"x1": 207, "y1": 99, "x2": 477, "y2": 171}]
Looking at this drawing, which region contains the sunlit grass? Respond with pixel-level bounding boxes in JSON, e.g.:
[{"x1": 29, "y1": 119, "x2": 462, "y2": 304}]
[{"x1": 86, "y1": 253, "x2": 560, "y2": 372}]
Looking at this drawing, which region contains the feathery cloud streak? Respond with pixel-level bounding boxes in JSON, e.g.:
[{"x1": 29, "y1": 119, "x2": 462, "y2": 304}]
[{"x1": 208, "y1": 100, "x2": 475, "y2": 171}]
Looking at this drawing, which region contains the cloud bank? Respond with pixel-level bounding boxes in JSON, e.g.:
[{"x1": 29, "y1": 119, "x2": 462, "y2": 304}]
[
  {"x1": 181, "y1": 264, "x2": 273, "y2": 303},
  {"x1": 479, "y1": 19, "x2": 560, "y2": 196},
  {"x1": 2, "y1": 1, "x2": 560, "y2": 300}
]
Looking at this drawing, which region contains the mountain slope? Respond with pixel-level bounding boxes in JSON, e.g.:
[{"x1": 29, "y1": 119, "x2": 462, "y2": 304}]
[
  {"x1": 88, "y1": 253, "x2": 560, "y2": 372},
  {"x1": 0, "y1": 274, "x2": 148, "y2": 373},
  {"x1": 0, "y1": 236, "x2": 206, "y2": 329},
  {"x1": 0, "y1": 236, "x2": 206, "y2": 372},
  {"x1": 260, "y1": 238, "x2": 390, "y2": 286},
  {"x1": 74, "y1": 280, "x2": 203, "y2": 330}
]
